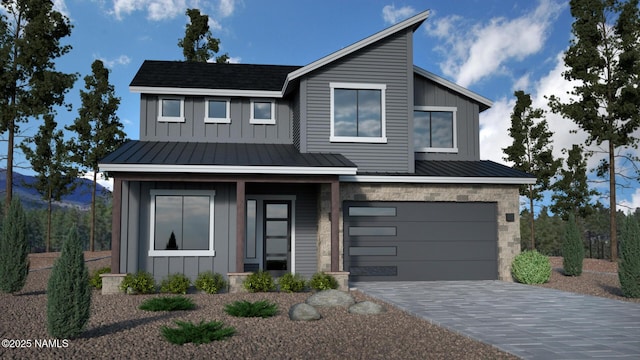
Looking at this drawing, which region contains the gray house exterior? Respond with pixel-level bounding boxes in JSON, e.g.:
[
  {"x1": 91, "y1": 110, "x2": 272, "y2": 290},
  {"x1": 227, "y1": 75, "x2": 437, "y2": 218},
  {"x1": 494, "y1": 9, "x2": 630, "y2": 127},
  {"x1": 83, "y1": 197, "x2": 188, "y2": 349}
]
[{"x1": 99, "y1": 11, "x2": 535, "y2": 286}]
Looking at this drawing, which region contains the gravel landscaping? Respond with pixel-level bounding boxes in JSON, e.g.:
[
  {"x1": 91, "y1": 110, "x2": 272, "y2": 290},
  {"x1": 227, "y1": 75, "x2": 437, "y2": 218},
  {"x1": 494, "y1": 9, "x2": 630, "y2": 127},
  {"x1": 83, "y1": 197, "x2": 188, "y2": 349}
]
[{"x1": 0, "y1": 252, "x2": 635, "y2": 359}]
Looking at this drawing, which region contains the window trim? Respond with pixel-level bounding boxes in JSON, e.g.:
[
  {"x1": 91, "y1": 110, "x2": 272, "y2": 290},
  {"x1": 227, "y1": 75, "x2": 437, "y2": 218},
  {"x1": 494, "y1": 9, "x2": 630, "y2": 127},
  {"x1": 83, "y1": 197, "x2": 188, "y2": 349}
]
[
  {"x1": 148, "y1": 189, "x2": 216, "y2": 257},
  {"x1": 413, "y1": 106, "x2": 458, "y2": 153},
  {"x1": 157, "y1": 96, "x2": 185, "y2": 123},
  {"x1": 330, "y1": 82, "x2": 387, "y2": 143},
  {"x1": 250, "y1": 99, "x2": 276, "y2": 124},
  {"x1": 204, "y1": 98, "x2": 231, "y2": 124}
]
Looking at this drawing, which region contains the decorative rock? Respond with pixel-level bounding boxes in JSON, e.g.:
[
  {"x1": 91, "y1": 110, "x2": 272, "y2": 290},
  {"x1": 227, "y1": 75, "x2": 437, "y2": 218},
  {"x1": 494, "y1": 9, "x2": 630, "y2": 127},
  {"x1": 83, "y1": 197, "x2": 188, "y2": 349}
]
[
  {"x1": 348, "y1": 301, "x2": 386, "y2": 315},
  {"x1": 289, "y1": 303, "x2": 321, "y2": 321},
  {"x1": 306, "y1": 289, "x2": 355, "y2": 307}
]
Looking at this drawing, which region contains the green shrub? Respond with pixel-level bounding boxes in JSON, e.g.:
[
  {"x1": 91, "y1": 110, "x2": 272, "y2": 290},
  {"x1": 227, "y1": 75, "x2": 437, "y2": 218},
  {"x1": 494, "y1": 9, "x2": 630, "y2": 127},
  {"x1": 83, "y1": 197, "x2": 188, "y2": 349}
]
[
  {"x1": 511, "y1": 250, "x2": 551, "y2": 284},
  {"x1": 160, "y1": 273, "x2": 191, "y2": 294},
  {"x1": 562, "y1": 214, "x2": 584, "y2": 276},
  {"x1": 194, "y1": 271, "x2": 227, "y2": 294},
  {"x1": 0, "y1": 199, "x2": 29, "y2": 294},
  {"x1": 278, "y1": 273, "x2": 307, "y2": 293},
  {"x1": 120, "y1": 271, "x2": 157, "y2": 294},
  {"x1": 47, "y1": 226, "x2": 91, "y2": 339},
  {"x1": 224, "y1": 300, "x2": 278, "y2": 318},
  {"x1": 161, "y1": 320, "x2": 235, "y2": 345},
  {"x1": 619, "y1": 217, "x2": 640, "y2": 298},
  {"x1": 242, "y1": 271, "x2": 275, "y2": 293},
  {"x1": 89, "y1": 267, "x2": 111, "y2": 289},
  {"x1": 309, "y1": 272, "x2": 338, "y2": 290},
  {"x1": 139, "y1": 296, "x2": 196, "y2": 311}
]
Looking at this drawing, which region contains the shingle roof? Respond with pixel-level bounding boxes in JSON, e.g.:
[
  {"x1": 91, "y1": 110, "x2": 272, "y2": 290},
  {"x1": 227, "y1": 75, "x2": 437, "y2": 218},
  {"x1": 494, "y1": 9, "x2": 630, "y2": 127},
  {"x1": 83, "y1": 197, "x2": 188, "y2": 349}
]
[
  {"x1": 129, "y1": 61, "x2": 302, "y2": 91},
  {"x1": 359, "y1": 160, "x2": 534, "y2": 179}
]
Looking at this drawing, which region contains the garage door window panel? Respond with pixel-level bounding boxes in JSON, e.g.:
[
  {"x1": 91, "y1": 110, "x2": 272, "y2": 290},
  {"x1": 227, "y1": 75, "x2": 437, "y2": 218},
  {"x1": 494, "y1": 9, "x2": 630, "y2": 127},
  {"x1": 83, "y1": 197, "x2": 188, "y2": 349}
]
[
  {"x1": 348, "y1": 226, "x2": 396, "y2": 236},
  {"x1": 348, "y1": 207, "x2": 396, "y2": 217}
]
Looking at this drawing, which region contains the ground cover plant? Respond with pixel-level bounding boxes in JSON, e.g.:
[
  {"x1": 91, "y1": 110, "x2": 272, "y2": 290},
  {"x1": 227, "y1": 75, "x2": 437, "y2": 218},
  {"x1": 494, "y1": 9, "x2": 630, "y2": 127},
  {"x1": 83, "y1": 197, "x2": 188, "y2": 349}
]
[
  {"x1": 89, "y1": 266, "x2": 111, "y2": 289},
  {"x1": 161, "y1": 320, "x2": 236, "y2": 345},
  {"x1": 160, "y1": 273, "x2": 191, "y2": 294},
  {"x1": 309, "y1": 272, "x2": 338, "y2": 290},
  {"x1": 278, "y1": 273, "x2": 307, "y2": 293},
  {"x1": 243, "y1": 270, "x2": 275, "y2": 292},
  {"x1": 194, "y1": 271, "x2": 227, "y2": 294},
  {"x1": 120, "y1": 271, "x2": 157, "y2": 294},
  {"x1": 139, "y1": 296, "x2": 196, "y2": 311},
  {"x1": 224, "y1": 300, "x2": 278, "y2": 318},
  {"x1": 511, "y1": 250, "x2": 551, "y2": 284}
]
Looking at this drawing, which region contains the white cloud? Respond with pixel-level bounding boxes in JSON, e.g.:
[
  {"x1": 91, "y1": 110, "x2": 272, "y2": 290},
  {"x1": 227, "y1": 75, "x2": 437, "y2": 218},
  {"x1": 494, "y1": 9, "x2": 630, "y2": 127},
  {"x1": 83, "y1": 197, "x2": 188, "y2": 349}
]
[
  {"x1": 227, "y1": 56, "x2": 241, "y2": 63},
  {"x1": 53, "y1": 0, "x2": 71, "y2": 20},
  {"x1": 218, "y1": 0, "x2": 235, "y2": 17},
  {"x1": 619, "y1": 188, "x2": 640, "y2": 213},
  {"x1": 97, "y1": 54, "x2": 131, "y2": 68},
  {"x1": 425, "y1": 0, "x2": 564, "y2": 87},
  {"x1": 112, "y1": 0, "x2": 187, "y2": 21},
  {"x1": 382, "y1": 4, "x2": 416, "y2": 25}
]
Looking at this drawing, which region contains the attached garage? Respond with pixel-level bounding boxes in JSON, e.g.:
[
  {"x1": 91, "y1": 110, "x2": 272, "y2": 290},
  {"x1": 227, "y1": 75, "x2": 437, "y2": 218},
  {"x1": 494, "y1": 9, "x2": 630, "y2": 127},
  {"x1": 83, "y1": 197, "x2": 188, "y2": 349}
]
[{"x1": 344, "y1": 201, "x2": 498, "y2": 281}]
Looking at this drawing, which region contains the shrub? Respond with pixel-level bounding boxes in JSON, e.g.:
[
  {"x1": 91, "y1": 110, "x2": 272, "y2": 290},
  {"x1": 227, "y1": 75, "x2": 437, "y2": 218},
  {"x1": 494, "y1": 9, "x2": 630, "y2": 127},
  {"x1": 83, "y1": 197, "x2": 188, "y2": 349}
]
[
  {"x1": 278, "y1": 273, "x2": 307, "y2": 293},
  {"x1": 120, "y1": 271, "x2": 157, "y2": 294},
  {"x1": 139, "y1": 296, "x2": 196, "y2": 311},
  {"x1": 511, "y1": 250, "x2": 551, "y2": 284},
  {"x1": 160, "y1": 273, "x2": 191, "y2": 294},
  {"x1": 619, "y1": 217, "x2": 640, "y2": 298},
  {"x1": 0, "y1": 199, "x2": 29, "y2": 294},
  {"x1": 194, "y1": 271, "x2": 227, "y2": 294},
  {"x1": 47, "y1": 226, "x2": 91, "y2": 339},
  {"x1": 562, "y1": 214, "x2": 584, "y2": 276},
  {"x1": 89, "y1": 267, "x2": 111, "y2": 289},
  {"x1": 242, "y1": 271, "x2": 275, "y2": 293},
  {"x1": 161, "y1": 320, "x2": 235, "y2": 345},
  {"x1": 224, "y1": 300, "x2": 278, "y2": 318},
  {"x1": 309, "y1": 272, "x2": 338, "y2": 290}
]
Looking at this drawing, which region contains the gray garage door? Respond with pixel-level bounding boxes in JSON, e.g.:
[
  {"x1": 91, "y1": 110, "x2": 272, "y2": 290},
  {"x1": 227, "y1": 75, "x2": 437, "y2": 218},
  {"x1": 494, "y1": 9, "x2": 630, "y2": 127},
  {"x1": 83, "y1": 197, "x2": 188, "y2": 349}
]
[{"x1": 344, "y1": 201, "x2": 498, "y2": 281}]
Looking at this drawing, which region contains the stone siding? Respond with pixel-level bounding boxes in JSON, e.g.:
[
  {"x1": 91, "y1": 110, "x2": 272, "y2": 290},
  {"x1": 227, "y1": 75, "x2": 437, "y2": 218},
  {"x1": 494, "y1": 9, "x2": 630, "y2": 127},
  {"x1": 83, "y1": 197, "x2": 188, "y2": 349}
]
[{"x1": 317, "y1": 183, "x2": 521, "y2": 281}]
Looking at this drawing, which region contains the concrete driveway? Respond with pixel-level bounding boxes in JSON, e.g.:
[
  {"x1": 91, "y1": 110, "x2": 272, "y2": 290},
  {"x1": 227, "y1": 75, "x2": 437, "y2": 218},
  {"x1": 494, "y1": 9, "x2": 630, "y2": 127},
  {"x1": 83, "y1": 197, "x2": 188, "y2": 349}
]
[{"x1": 352, "y1": 280, "x2": 640, "y2": 359}]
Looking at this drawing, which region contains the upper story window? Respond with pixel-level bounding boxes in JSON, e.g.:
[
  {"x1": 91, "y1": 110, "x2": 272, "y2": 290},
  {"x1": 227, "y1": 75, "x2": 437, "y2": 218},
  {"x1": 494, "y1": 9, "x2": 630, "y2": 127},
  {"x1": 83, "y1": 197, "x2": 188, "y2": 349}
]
[
  {"x1": 330, "y1": 83, "x2": 387, "y2": 143},
  {"x1": 158, "y1": 96, "x2": 185, "y2": 122},
  {"x1": 413, "y1": 106, "x2": 457, "y2": 153},
  {"x1": 250, "y1": 100, "x2": 276, "y2": 124},
  {"x1": 205, "y1": 98, "x2": 231, "y2": 123}
]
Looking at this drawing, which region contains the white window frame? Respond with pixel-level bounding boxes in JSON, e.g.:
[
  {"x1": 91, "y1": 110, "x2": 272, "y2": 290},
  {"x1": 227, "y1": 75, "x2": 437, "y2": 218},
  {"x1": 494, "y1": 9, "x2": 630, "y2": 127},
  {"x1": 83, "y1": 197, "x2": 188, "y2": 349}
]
[
  {"x1": 250, "y1": 99, "x2": 276, "y2": 124},
  {"x1": 204, "y1": 98, "x2": 231, "y2": 124},
  {"x1": 148, "y1": 189, "x2": 216, "y2": 257},
  {"x1": 330, "y1": 82, "x2": 387, "y2": 143},
  {"x1": 157, "y1": 96, "x2": 185, "y2": 123},
  {"x1": 413, "y1": 106, "x2": 458, "y2": 153}
]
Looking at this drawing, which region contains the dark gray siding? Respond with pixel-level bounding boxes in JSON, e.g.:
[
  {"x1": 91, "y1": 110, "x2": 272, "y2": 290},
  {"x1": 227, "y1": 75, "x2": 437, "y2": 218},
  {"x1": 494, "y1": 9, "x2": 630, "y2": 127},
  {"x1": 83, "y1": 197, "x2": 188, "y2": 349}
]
[
  {"x1": 304, "y1": 30, "x2": 413, "y2": 173},
  {"x1": 413, "y1": 75, "x2": 481, "y2": 161},
  {"x1": 139, "y1": 95, "x2": 293, "y2": 144},
  {"x1": 118, "y1": 181, "x2": 236, "y2": 282}
]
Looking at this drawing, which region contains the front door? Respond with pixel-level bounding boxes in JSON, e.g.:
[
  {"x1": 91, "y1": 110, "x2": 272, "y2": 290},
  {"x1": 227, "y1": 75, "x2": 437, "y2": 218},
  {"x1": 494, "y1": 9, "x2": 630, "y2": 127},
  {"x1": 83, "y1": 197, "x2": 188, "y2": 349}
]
[{"x1": 263, "y1": 200, "x2": 291, "y2": 273}]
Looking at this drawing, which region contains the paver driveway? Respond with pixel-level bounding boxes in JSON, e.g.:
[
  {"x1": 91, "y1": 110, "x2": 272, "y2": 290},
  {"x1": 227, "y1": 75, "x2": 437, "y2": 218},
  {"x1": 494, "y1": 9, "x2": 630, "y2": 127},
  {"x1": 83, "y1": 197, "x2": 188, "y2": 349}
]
[{"x1": 352, "y1": 280, "x2": 640, "y2": 359}]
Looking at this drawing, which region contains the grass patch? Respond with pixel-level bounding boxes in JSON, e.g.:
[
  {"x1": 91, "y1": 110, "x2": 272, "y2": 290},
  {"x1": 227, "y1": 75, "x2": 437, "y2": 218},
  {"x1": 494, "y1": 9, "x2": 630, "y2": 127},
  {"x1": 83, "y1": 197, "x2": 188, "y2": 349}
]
[
  {"x1": 139, "y1": 296, "x2": 196, "y2": 311},
  {"x1": 161, "y1": 320, "x2": 235, "y2": 345},
  {"x1": 224, "y1": 300, "x2": 278, "y2": 318}
]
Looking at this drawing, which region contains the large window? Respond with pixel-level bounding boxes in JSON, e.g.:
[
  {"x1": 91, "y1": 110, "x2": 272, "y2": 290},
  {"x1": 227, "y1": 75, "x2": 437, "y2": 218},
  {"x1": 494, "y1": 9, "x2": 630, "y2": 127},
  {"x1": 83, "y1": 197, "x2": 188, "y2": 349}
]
[
  {"x1": 413, "y1": 106, "x2": 457, "y2": 152},
  {"x1": 250, "y1": 100, "x2": 275, "y2": 124},
  {"x1": 330, "y1": 82, "x2": 387, "y2": 143},
  {"x1": 158, "y1": 97, "x2": 185, "y2": 122},
  {"x1": 205, "y1": 98, "x2": 231, "y2": 123},
  {"x1": 149, "y1": 190, "x2": 215, "y2": 257}
]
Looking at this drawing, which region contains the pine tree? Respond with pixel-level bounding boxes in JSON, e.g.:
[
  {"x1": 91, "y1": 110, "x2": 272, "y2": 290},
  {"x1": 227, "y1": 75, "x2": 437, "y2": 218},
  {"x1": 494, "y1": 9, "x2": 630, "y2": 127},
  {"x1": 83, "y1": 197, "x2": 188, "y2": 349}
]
[
  {"x1": 178, "y1": 8, "x2": 229, "y2": 63},
  {"x1": 619, "y1": 216, "x2": 640, "y2": 297},
  {"x1": 0, "y1": 198, "x2": 29, "y2": 293},
  {"x1": 551, "y1": 145, "x2": 599, "y2": 221},
  {"x1": 47, "y1": 225, "x2": 91, "y2": 338},
  {"x1": 562, "y1": 213, "x2": 585, "y2": 276}
]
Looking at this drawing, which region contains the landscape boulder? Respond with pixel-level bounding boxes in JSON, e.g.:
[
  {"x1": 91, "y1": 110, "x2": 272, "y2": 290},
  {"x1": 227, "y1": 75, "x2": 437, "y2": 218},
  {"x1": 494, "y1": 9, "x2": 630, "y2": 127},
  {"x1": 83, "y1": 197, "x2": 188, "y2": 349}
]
[
  {"x1": 289, "y1": 303, "x2": 321, "y2": 321},
  {"x1": 348, "y1": 301, "x2": 386, "y2": 315},
  {"x1": 306, "y1": 289, "x2": 355, "y2": 307}
]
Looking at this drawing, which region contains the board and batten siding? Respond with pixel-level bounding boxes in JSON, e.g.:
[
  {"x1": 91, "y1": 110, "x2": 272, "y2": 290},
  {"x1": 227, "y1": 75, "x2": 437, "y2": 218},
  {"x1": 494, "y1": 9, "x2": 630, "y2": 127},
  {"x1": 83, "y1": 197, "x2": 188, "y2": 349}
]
[
  {"x1": 139, "y1": 95, "x2": 294, "y2": 144},
  {"x1": 413, "y1": 75, "x2": 481, "y2": 161},
  {"x1": 303, "y1": 29, "x2": 414, "y2": 173},
  {"x1": 118, "y1": 181, "x2": 236, "y2": 282}
]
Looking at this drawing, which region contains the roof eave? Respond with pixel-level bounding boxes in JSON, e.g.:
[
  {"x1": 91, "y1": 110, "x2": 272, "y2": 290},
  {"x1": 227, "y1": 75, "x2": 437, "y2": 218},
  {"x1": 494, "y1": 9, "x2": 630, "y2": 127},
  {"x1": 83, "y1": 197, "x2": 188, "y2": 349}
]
[
  {"x1": 413, "y1": 66, "x2": 493, "y2": 111},
  {"x1": 98, "y1": 163, "x2": 358, "y2": 176},
  {"x1": 129, "y1": 86, "x2": 282, "y2": 98},
  {"x1": 339, "y1": 175, "x2": 536, "y2": 185}
]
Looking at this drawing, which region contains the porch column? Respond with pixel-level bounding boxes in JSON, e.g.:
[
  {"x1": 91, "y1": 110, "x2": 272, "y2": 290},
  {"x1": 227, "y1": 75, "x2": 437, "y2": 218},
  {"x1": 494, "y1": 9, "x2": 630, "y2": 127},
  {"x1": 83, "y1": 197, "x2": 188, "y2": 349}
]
[
  {"x1": 331, "y1": 179, "x2": 340, "y2": 272},
  {"x1": 111, "y1": 178, "x2": 122, "y2": 273},
  {"x1": 236, "y1": 180, "x2": 246, "y2": 273}
]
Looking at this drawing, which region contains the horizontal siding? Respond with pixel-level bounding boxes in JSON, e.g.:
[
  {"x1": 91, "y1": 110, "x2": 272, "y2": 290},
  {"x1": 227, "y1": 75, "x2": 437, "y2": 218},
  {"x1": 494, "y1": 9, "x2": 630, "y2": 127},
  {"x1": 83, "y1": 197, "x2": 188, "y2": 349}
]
[{"x1": 293, "y1": 186, "x2": 318, "y2": 277}]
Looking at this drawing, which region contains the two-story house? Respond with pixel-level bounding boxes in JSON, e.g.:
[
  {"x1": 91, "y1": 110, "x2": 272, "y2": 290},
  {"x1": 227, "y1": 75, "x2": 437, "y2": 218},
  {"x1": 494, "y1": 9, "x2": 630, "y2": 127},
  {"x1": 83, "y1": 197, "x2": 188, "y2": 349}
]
[{"x1": 99, "y1": 11, "x2": 534, "y2": 290}]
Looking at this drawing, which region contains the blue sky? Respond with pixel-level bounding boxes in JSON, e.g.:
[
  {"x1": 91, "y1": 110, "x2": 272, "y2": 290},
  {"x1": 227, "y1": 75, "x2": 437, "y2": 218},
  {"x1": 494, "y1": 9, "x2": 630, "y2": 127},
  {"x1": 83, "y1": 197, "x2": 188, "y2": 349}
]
[{"x1": 4, "y1": 0, "x2": 640, "y2": 211}]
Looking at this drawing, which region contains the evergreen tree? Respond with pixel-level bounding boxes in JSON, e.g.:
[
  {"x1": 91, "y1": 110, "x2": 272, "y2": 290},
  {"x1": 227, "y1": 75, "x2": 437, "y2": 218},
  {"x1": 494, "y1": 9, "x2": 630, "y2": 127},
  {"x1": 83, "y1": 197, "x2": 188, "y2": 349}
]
[
  {"x1": 549, "y1": 0, "x2": 640, "y2": 261},
  {"x1": 0, "y1": 198, "x2": 29, "y2": 293},
  {"x1": 178, "y1": 8, "x2": 229, "y2": 63},
  {"x1": 67, "y1": 60, "x2": 126, "y2": 252},
  {"x1": 562, "y1": 213, "x2": 585, "y2": 276},
  {"x1": 47, "y1": 225, "x2": 91, "y2": 338},
  {"x1": 20, "y1": 114, "x2": 78, "y2": 252},
  {"x1": 0, "y1": 0, "x2": 77, "y2": 210},
  {"x1": 551, "y1": 145, "x2": 599, "y2": 220},
  {"x1": 504, "y1": 90, "x2": 561, "y2": 249},
  {"x1": 619, "y1": 216, "x2": 640, "y2": 297}
]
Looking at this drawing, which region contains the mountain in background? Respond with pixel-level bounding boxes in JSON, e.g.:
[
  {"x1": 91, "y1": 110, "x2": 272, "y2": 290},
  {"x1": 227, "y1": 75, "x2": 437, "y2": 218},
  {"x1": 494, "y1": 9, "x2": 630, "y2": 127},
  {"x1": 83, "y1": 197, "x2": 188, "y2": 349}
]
[{"x1": 0, "y1": 169, "x2": 110, "y2": 210}]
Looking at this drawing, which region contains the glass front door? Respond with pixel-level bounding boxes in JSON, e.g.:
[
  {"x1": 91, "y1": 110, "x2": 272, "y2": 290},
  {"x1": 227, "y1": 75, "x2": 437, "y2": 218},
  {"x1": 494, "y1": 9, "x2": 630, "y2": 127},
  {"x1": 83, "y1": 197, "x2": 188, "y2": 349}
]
[{"x1": 263, "y1": 201, "x2": 291, "y2": 271}]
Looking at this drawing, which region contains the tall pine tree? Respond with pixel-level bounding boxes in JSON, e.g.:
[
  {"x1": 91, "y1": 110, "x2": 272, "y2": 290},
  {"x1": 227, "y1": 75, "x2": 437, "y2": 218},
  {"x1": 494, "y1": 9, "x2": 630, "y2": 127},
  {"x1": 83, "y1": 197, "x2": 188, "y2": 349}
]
[
  {"x1": 67, "y1": 60, "x2": 126, "y2": 252},
  {"x1": 549, "y1": 0, "x2": 640, "y2": 261},
  {"x1": 178, "y1": 8, "x2": 229, "y2": 63}
]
